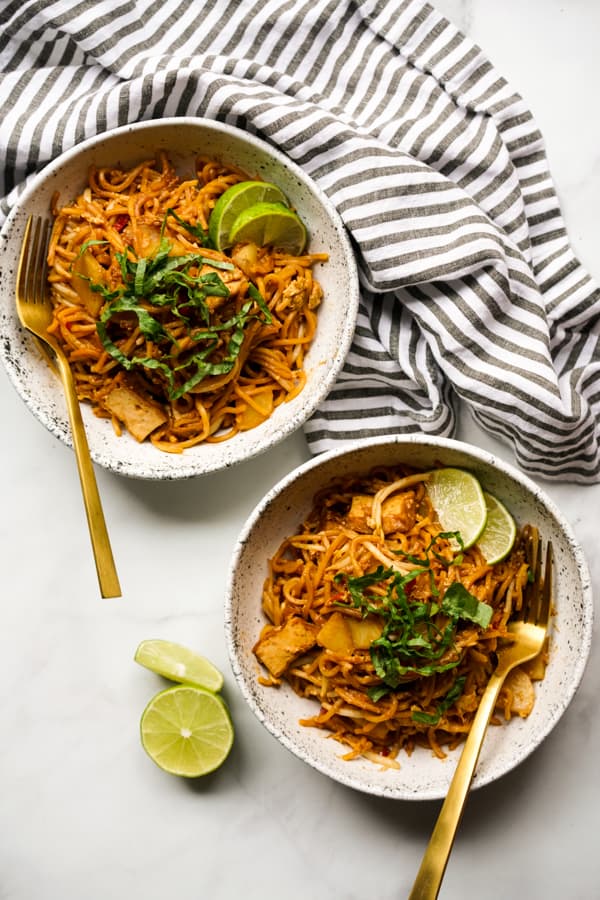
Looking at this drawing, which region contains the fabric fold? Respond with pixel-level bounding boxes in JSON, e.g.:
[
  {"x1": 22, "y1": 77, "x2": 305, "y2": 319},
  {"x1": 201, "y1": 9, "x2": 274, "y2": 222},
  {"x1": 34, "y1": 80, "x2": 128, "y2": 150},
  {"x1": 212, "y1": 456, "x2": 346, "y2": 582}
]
[{"x1": 2, "y1": 0, "x2": 600, "y2": 481}]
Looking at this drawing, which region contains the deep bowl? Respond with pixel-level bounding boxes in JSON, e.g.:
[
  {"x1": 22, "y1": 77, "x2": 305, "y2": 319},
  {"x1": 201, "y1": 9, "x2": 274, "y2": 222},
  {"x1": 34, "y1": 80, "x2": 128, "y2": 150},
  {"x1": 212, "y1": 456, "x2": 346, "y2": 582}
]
[
  {"x1": 224, "y1": 435, "x2": 593, "y2": 800},
  {"x1": 0, "y1": 118, "x2": 359, "y2": 479}
]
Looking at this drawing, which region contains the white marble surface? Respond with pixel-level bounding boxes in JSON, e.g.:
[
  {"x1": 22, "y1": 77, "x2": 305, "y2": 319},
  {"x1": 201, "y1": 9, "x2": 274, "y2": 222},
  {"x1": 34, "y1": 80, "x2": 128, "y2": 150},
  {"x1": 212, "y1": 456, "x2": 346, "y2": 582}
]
[{"x1": 1, "y1": 2, "x2": 599, "y2": 898}]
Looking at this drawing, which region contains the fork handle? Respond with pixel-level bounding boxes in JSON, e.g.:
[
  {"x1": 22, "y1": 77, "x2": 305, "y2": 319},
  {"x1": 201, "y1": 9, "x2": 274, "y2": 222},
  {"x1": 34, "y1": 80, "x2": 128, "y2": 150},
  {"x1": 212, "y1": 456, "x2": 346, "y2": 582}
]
[
  {"x1": 408, "y1": 669, "x2": 506, "y2": 900},
  {"x1": 54, "y1": 353, "x2": 121, "y2": 599}
]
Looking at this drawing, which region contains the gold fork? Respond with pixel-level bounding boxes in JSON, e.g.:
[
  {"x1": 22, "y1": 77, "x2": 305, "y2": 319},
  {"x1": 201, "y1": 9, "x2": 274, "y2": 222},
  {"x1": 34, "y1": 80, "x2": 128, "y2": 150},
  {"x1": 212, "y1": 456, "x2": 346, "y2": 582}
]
[
  {"x1": 408, "y1": 526, "x2": 553, "y2": 900},
  {"x1": 16, "y1": 215, "x2": 121, "y2": 599}
]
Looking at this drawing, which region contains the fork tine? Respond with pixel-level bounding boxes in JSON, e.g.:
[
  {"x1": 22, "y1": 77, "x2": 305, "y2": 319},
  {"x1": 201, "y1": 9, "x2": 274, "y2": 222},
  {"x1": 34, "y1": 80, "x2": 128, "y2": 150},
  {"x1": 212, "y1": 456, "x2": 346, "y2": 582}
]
[
  {"x1": 37, "y1": 219, "x2": 50, "y2": 302},
  {"x1": 18, "y1": 216, "x2": 50, "y2": 301},
  {"x1": 538, "y1": 541, "x2": 554, "y2": 628},
  {"x1": 26, "y1": 217, "x2": 41, "y2": 301},
  {"x1": 16, "y1": 216, "x2": 54, "y2": 338},
  {"x1": 31, "y1": 217, "x2": 50, "y2": 304},
  {"x1": 523, "y1": 525, "x2": 542, "y2": 625},
  {"x1": 16, "y1": 215, "x2": 33, "y2": 311}
]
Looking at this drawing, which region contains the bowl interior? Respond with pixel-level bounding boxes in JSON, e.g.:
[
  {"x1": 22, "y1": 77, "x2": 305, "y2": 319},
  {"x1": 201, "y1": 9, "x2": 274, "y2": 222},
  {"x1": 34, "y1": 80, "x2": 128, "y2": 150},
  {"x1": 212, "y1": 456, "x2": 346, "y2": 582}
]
[
  {"x1": 225, "y1": 436, "x2": 593, "y2": 800},
  {"x1": 0, "y1": 118, "x2": 359, "y2": 479}
]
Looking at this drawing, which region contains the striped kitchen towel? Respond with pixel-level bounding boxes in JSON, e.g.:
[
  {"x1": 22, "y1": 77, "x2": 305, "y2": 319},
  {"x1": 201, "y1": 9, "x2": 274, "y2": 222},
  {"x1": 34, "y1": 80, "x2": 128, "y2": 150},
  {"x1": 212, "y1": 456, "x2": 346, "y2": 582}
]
[{"x1": 2, "y1": 0, "x2": 600, "y2": 482}]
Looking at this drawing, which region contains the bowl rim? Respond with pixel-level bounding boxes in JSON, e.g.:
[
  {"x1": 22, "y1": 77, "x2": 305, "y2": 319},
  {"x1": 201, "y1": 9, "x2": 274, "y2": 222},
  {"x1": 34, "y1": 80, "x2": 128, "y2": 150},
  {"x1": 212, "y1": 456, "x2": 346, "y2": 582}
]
[
  {"x1": 0, "y1": 117, "x2": 360, "y2": 480},
  {"x1": 224, "y1": 433, "x2": 594, "y2": 800}
]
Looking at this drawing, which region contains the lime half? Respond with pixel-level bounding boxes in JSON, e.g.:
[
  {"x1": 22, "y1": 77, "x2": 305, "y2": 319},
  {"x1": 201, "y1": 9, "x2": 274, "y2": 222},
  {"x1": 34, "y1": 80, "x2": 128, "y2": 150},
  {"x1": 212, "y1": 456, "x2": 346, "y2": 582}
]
[
  {"x1": 476, "y1": 492, "x2": 517, "y2": 564},
  {"x1": 209, "y1": 180, "x2": 289, "y2": 250},
  {"x1": 140, "y1": 685, "x2": 234, "y2": 777},
  {"x1": 134, "y1": 639, "x2": 224, "y2": 692},
  {"x1": 229, "y1": 201, "x2": 307, "y2": 254},
  {"x1": 426, "y1": 467, "x2": 487, "y2": 549}
]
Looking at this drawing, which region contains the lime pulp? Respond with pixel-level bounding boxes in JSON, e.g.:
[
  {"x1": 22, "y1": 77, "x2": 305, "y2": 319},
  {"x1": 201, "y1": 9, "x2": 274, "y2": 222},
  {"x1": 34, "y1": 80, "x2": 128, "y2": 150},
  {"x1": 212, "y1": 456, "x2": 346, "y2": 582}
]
[
  {"x1": 476, "y1": 491, "x2": 517, "y2": 564},
  {"x1": 426, "y1": 467, "x2": 488, "y2": 549},
  {"x1": 140, "y1": 685, "x2": 234, "y2": 777}
]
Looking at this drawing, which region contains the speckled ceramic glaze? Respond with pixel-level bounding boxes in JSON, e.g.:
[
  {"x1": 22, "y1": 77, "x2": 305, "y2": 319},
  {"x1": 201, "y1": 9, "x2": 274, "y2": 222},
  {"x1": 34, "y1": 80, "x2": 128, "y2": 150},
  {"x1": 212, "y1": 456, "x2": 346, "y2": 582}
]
[
  {"x1": 0, "y1": 118, "x2": 359, "y2": 479},
  {"x1": 224, "y1": 435, "x2": 593, "y2": 801}
]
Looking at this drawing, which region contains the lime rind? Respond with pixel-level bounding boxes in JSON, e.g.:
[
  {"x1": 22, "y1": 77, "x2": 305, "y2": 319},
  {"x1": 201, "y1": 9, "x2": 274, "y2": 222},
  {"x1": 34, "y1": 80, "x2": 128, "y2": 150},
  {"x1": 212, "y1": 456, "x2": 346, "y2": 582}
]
[
  {"x1": 228, "y1": 201, "x2": 307, "y2": 254},
  {"x1": 477, "y1": 491, "x2": 517, "y2": 564},
  {"x1": 208, "y1": 180, "x2": 289, "y2": 250},
  {"x1": 140, "y1": 685, "x2": 234, "y2": 777},
  {"x1": 134, "y1": 638, "x2": 224, "y2": 692}
]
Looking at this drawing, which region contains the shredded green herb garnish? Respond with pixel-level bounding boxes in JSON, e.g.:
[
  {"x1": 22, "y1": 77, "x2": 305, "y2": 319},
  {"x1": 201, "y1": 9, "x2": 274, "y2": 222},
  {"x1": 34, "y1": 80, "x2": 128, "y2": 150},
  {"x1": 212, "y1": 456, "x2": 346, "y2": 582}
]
[
  {"x1": 165, "y1": 207, "x2": 209, "y2": 244},
  {"x1": 83, "y1": 222, "x2": 271, "y2": 398},
  {"x1": 78, "y1": 238, "x2": 110, "y2": 256},
  {"x1": 411, "y1": 676, "x2": 467, "y2": 725},
  {"x1": 337, "y1": 534, "x2": 493, "y2": 701}
]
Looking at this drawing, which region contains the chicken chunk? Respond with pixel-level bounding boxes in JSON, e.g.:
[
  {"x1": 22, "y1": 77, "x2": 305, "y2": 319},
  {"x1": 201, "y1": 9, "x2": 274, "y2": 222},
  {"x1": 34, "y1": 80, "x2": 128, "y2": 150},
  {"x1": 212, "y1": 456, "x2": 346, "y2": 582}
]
[
  {"x1": 308, "y1": 280, "x2": 323, "y2": 310},
  {"x1": 103, "y1": 384, "x2": 167, "y2": 442},
  {"x1": 347, "y1": 492, "x2": 416, "y2": 534},
  {"x1": 281, "y1": 278, "x2": 309, "y2": 310},
  {"x1": 253, "y1": 616, "x2": 319, "y2": 678},
  {"x1": 279, "y1": 275, "x2": 323, "y2": 312}
]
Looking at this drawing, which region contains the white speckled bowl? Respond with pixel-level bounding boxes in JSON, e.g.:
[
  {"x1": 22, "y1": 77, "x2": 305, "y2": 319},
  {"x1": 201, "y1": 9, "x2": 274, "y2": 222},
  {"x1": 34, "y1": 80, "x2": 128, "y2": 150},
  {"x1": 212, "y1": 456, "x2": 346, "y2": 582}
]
[
  {"x1": 0, "y1": 118, "x2": 359, "y2": 479},
  {"x1": 225, "y1": 435, "x2": 593, "y2": 800}
]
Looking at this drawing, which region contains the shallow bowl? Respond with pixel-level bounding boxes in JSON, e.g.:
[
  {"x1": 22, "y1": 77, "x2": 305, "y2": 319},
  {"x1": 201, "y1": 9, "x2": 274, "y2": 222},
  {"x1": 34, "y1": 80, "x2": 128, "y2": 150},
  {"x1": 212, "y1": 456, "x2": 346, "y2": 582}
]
[
  {"x1": 224, "y1": 435, "x2": 593, "y2": 800},
  {"x1": 0, "y1": 118, "x2": 359, "y2": 479}
]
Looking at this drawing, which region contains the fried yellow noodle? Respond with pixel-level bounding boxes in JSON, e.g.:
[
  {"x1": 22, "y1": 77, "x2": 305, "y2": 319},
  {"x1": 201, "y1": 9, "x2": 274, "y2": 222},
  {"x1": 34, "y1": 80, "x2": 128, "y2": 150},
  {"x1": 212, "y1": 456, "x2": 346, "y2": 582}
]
[
  {"x1": 253, "y1": 465, "x2": 548, "y2": 769},
  {"x1": 46, "y1": 152, "x2": 326, "y2": 452}
]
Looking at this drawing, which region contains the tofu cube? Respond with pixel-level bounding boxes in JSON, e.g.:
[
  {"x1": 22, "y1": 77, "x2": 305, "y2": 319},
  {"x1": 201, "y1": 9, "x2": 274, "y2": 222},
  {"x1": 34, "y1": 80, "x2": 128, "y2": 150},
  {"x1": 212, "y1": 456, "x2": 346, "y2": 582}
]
[{"x1": 253, "y1": 616, "x2": 318, "y2": 678}]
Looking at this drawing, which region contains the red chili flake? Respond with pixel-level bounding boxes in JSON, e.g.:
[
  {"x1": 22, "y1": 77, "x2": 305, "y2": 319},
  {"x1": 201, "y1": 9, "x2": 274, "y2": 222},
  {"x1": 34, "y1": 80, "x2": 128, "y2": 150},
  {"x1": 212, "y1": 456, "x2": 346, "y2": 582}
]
[
  {"x1": 380, "y1": 747, "x2": 391, "y2": 757},
  {"x1": 114, "y1": 214, "x2": 129, "y2": 232}
]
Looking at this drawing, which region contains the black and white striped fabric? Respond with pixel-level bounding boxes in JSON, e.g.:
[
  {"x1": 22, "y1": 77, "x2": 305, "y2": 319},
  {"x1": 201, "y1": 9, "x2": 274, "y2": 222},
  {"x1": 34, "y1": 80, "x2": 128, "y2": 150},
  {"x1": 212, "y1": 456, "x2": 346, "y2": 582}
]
[{"x1": 2, "y1": 0, "x2": 600, "y2": 482}]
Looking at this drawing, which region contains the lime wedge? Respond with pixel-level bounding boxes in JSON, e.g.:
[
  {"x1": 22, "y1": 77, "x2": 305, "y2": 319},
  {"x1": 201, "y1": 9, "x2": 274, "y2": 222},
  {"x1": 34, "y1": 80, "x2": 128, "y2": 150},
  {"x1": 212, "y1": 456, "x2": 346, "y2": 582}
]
[
  {"x1": 426, "y1": 467, "x2": 487, "y2": 549},
  {"x1": 140, "y1": 685, "x2": 234, "y2": 777},
  {"x1": 476, "y1": 492, "x2": 517, "y2": 564},
  {"x1": 134, "y1": 639, "x2": 224, "y2": 692},
  {"x1": 229, "y1": 201, "x2": 307, "y2": 254},
  {"x1": 209, "y1": 180, "x2": 289, "y2": 250}
]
